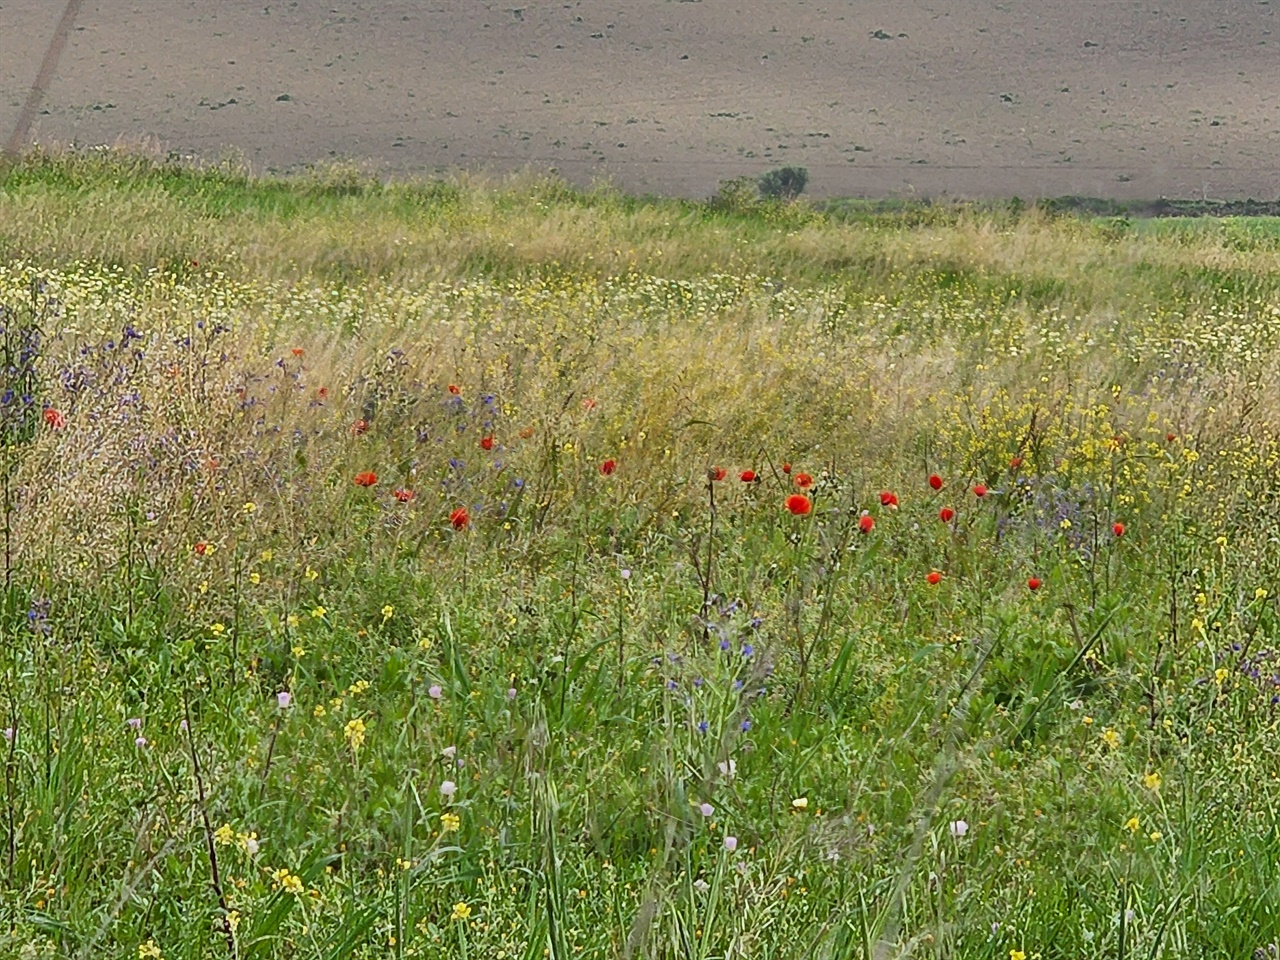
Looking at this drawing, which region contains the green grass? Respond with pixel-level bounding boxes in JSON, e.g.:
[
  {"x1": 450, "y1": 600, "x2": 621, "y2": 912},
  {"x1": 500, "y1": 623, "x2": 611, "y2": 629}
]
[{"x1": 2, "y1": 151, "x2": 1280, "y2": 959}]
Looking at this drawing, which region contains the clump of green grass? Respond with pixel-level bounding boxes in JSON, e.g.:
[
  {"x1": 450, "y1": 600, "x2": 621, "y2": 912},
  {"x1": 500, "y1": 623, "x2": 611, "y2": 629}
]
[{"x1": 2, "y1": 152, "x2": 1280, "y2": 959}]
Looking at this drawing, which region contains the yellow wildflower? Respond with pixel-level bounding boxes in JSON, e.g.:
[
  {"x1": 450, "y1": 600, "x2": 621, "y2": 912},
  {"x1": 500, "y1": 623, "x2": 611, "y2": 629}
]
[
  {"x1": 441, "y1": 812, "x2": 461, "y2": 832},
  {"x1": 272, "y1": 868, "x2": 304, "y2": 895},
  {"x1": 1101, "y1": 728, "x2": 1120, "y2": 749},
  {"x1": 214, "y1": 823, "x2": 235, "y2": 846},
  {"x1": 1142, "y1": 771, "x2": 1162, "y2": 791},
  {"x1": 1124, "y1": 816, "x2": 1140, "y2": 833},
  {"x1": 344, "y1": 718, "x2": 366, "y2": 750},
  {"x1": 451, "y1": 901, "x2": 472, "y2": 921},
  {"x1": 138, "y1": 941, "x2": 163, "y2": 959}
]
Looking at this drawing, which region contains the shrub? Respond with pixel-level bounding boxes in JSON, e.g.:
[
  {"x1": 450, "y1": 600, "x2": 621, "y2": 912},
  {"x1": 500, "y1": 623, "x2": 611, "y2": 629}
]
[
  {"x1": 758, "y1": 165, "x2": 809, "y2": 200},
  {"x1": 709, "y1": 175, "x2": 761, "y2": 212}
]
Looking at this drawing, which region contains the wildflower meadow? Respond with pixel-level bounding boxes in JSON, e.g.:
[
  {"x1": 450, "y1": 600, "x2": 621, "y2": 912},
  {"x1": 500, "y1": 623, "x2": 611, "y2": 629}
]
[{"x1": 3, "y1": 153, "x2": 1280, "y2": 958}]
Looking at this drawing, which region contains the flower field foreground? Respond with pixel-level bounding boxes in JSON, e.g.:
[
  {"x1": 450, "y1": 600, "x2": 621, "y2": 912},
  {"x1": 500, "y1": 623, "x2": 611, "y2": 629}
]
[{"x1": 3, "y1": 158, "x2": 1280, "y2": 958}]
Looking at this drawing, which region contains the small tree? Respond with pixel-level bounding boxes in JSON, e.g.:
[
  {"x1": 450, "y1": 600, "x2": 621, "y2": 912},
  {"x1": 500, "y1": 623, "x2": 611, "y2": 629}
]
[{"x1": 758, "y1": 166, "x2": 809, "y2": 201}]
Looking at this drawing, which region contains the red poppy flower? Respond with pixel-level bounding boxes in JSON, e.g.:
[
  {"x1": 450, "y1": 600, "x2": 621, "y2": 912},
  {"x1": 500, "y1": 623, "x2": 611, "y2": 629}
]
[
  {"x1": 794, "y1": 472, "x2": 814, "y2": 490},
  {"x1": 447, "y1": 384, "x2": 461, "y2": 395},
  {"x1": 928, "y1": 474, "x2": 943, "y2": 490},
  {"x1": 291, "y1": 347, "x2": 304, "y2": 357},
  {"x1": 519, "y1": 426, "x2": 535, "y2": 439},
  {"x1": 450, "y1": 507, "x2": 469, "y2": 530},
  {"x1": 1165, "y1": 433, "x2": 1177, "y2": 443},
  {"x1": 353, "y1": 471, "x2": 378, "y2": 487},
  {"x1": 582, "y1": 397, "x2": 597, "y2": 410},
  {"x1": 739, "y1": 470, "x2": 756, "y2": 482},
  {"x1": 1009, "y1": 457, "x2": 1023, "y2": 470},
  {"x1": 785, "y1": 494, "x2": 811, "y2": 516},
  {"x1": 859, "y1": 514, "x2": 875, "y2": 534},
  {"x1": 710, "y1": 467, "x2": 727, "y2": 482},
  {"x1": 599, "y1": 459, "x2": 617, "y2": 476},
  {"x1": 480, "y1": 435, "x2": 495, "y2": 451},
  {"x1": 973, "y1": 484, "x2": 988, "y2": 498},
  {"x1": 1112, "y1": 521, "x2": 1125, "y2": 537},
  {"x1": 194, "y1": 541, "x2": 209, "y2": 555},
  {"x1": 926, "y1": 571, "x2": 942, "y2": 585},
  {"x1": 351, "y1": 419, "x2": 369, "y2": 436},
  {"x1": 880, "y1": 491, "x2": 899, "y2": 508},
  {"x1": 939, "y1": 506, "x2": 955, "y2": 522},
  {"x1": 393, "y1": 488, "x2": 416, "y2": 503},
  {"x1": 317, "y1": 387, "x2": 328, "y2": 400},
  {"x1": 782, "y1": 462, "x2": 792, "y2": 474},
  {"x1": 42, "y1": 407, "x2": 65, "y2": 429},
  {"x1": 1027, "y1": 577, "x2": 1042, "y2": 591}
]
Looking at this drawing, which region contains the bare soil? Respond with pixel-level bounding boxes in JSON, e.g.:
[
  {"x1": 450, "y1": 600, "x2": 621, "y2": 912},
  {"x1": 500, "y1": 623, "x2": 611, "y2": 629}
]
[{"x1": 2, "y1": 0, "x2": 1278, "y2": 199}]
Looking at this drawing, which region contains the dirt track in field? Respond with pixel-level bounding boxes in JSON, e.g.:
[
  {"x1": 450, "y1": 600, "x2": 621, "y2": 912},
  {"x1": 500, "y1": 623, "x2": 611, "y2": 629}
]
[{"x1": 2, "y1": 0, "x2": 1278, "y2": 199}]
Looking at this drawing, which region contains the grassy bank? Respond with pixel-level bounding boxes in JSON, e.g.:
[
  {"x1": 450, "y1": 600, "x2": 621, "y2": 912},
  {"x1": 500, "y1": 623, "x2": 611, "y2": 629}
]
[{"x1": 2, "y1": 153, "x2": 1280, "y2": 959}]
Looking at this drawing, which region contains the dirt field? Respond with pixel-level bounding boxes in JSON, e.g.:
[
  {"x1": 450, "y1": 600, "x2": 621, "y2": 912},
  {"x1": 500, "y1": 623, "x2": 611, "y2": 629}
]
[{"x1": 2, "y1": 0, "x2": 1278, "y2": 200}]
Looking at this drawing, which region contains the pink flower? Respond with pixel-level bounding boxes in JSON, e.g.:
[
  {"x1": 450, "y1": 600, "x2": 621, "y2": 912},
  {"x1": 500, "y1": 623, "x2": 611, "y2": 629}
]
[
  {"x1": 277, "y1": 691, "x2": 292, "y2": 709},
  {"x1": 428, "y1": 684, "x2": 443, "y2": 699},
  {"x1": 723, "y1": 835, "x2": 738, "y2": 852}
]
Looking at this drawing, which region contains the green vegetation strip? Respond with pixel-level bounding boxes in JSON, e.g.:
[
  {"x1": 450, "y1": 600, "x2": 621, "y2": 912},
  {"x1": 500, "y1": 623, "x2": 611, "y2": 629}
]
[{"x1": 0, "y1": 152, "x2": 1279, "y2": 958}]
